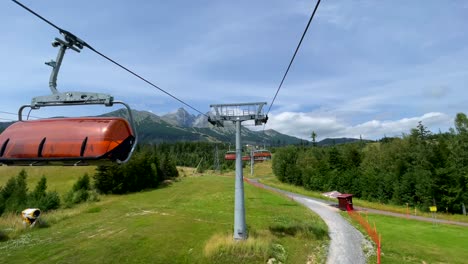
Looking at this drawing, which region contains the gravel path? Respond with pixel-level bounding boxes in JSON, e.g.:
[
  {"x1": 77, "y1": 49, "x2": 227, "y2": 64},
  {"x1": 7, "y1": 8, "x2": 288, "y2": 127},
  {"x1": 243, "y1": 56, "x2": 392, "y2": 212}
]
[{"x1": 248, "y1": 180, "x2": 367, "y2": 264}]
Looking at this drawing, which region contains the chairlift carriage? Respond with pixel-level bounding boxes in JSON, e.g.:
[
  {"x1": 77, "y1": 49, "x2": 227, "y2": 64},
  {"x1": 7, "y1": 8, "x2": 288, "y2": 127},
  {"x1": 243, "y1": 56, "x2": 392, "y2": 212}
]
[
  {"x1": 224, "y1": 151, "x2": 236, "y2": 160},
  {"x1": 0, "y1": 29, "x2": 137, "y2": 166},
  {"x1": 253, "y1": 149, "x2": 271, "y2": 161},
  {"x1": 224, "y1": 151, "x2": 250, "y2": 161}
]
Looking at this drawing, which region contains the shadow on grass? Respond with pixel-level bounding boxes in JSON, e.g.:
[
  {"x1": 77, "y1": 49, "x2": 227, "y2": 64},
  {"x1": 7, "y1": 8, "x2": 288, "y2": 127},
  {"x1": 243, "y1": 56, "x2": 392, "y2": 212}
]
[
  {"x1": 269, "y1": 223, "x2": 327, "y2": 239},
  {"x1": 0, "y1": 230, "x2": 9, "y2": 242}
]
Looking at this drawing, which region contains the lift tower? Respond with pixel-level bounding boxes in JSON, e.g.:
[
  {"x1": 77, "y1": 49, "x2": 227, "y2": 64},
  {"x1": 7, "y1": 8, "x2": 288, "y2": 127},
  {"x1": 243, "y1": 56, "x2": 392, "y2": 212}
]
[{"x1": 208, "y1": 102, "x2": 268, "y2": 240}]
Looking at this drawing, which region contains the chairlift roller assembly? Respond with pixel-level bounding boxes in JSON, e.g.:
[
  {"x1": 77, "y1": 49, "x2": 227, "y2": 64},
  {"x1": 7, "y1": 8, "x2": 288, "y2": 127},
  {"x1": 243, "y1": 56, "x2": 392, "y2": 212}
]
[{"x1": 0, "y1": 1, "x2": 137, "y2": 165}]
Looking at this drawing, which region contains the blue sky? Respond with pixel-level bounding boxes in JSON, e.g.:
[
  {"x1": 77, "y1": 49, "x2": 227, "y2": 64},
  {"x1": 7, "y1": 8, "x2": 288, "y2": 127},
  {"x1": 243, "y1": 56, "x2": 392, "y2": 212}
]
[{"x1": 1, "y1": 0, "x2": 467, "y2": 140}]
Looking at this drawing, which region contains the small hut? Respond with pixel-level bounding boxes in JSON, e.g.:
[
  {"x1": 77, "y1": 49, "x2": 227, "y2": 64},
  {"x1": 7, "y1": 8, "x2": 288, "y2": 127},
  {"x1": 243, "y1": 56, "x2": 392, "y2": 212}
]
[{"x1": 337, "y1": 194, "x2": 354, "y2": 211}]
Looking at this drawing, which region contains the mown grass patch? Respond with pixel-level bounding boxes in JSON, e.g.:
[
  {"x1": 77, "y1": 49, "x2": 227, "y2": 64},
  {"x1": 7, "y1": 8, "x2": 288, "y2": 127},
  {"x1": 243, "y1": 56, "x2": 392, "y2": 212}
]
[
  {"x1": 244, "y1": 160, "x2": 275, "y2": 179},
  {"x1": 259, "y1": 177, "x2": 335, "y2": 202},
  {"x1": 0, "y1": 172, "x2": 328, "y2": 263},
  {"x1": 0, "y1": 166, "x2": 96, "y2": 196},
  {"x1": 364, "y1": 213, "x2": 468, "y2": 264},
  {"x1": 259, "y1": 177, "x2": 468, "y2": 224}
]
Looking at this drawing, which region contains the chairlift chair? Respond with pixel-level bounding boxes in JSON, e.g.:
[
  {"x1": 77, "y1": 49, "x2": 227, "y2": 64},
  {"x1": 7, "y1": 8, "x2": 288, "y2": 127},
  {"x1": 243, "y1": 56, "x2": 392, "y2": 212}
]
[
  {"x1": 0, "y1": 32, "x2": 137, "y2": 166},
  {"x1": 253, "y1": 149, "x2": 272, "y2": 161},
  {"x1": 224, "y1": 151, "x2": 236, "y2": 161},
  {"x1": 224, "y1": 151, "x2": 251, "y2": 161}
]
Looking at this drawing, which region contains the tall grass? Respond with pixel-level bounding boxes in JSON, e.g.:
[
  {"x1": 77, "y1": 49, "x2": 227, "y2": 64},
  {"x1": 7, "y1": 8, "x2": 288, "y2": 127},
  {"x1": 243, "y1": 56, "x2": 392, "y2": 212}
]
[
  {"x1": 204, "y1": 231, "x2": 278, "y2": 263},
  {"x1": 0, "y1": 197, "x2": 116, "y2": 242}
]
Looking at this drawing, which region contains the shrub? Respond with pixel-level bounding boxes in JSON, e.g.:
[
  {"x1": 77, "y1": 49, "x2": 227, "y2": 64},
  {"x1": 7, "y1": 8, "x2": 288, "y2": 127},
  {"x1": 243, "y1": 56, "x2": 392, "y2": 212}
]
[
  {"x1": 0, "y1": 171, "x2": 60, "y2": 216},
  {"x1": 29, "y1": 176, "x2": 61, "y2": 211},
  {"x1": 94, "y1": 149, "x2": 179, "y2": 194},
  {"x1": 64, "y1": 174, "x2": 99, "y2": 207}
]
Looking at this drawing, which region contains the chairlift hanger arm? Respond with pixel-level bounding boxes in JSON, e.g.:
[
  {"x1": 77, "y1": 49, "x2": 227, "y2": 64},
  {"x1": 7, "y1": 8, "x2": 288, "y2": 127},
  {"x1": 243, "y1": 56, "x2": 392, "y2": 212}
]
[
  {"x1": 6, "y1": 1, "x2": 139, "y2": 166},
  {"x1": 12, "y1": 0, "x2": 209, "y2": 118}
]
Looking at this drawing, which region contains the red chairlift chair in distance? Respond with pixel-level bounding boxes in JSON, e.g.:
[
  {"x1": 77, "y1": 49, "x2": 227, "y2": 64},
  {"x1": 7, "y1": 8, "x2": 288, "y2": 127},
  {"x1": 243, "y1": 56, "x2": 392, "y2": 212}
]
[
  {"x1": 224, "y1": 151, "x2": 236, "y2": 160},
  {"x1": 253, "y1": 149, "x2": 272, "y2": 161},
  {"x1": 224, "y1": 151, "x2": 251, "y2": 161}
]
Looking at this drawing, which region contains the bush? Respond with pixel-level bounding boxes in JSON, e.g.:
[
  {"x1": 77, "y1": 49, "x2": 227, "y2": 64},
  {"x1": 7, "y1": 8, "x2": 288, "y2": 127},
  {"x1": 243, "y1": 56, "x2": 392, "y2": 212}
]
[
  {"x1": 94, "y1": 149, "x2": 179, "y2": 194},
  {"x1": 1, "y1": 170, "x2": 28, "y2": 214},
  {"x1": 0, "y1": 171, "x2": 61, "y2": 216},
  {"x1": 64, "y1": 174, "x2": 99, "y2": 207},
  {"x1": 29, "y1": 176, "x2": 61, "y2": 211}
]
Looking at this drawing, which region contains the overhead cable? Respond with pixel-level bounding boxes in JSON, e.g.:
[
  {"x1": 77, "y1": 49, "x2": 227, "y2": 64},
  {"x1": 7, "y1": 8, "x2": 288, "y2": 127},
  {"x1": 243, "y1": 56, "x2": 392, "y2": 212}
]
[
  {"x1": 0, "y1": 117, "x2": 16, "y2": 122},
  {"x1": 0, "y1": 110, "x2": 42, "y2": 119},
  {"x1": 12, "y1": 0, "x2": 208, "y2": 118},
  {"x1": 266, "y1": 0, "x2": 322, "y2": 115}
]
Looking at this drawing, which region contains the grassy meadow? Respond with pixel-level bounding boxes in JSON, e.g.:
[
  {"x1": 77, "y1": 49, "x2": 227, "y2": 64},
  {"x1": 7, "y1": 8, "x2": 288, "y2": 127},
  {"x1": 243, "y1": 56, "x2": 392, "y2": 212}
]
[
  {"x1": 256, "y1": 166, "x2": 468, "y2": 224},
  {"x1": 251, "y1": 161, "x2": 468, "y2": 264},
  {"x1": 0, "y1": 166, "x2": 329, "y2": 264},
  {"x1": 0, "y1": 166, "x2": 96, "y2": 195},
  {"x1": 367, "y1": 213, "x2": 468, "y2": 264}
]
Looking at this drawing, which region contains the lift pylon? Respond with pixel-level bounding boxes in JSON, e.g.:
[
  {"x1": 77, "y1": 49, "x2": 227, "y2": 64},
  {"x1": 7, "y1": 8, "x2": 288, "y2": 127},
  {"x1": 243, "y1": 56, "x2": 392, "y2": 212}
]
[{"x1": 208, "y1": 102, "x2": 267, "y2": 240}]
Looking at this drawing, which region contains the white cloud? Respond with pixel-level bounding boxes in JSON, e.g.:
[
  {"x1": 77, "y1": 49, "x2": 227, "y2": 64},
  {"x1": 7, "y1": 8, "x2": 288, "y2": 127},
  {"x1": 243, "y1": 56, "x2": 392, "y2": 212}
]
[
  {"x1": 266, "y1": 111, "x2": 453, "y2": 140},
  {"x1": 1, "y1": 1, "x2": 467, "y2": 141}
]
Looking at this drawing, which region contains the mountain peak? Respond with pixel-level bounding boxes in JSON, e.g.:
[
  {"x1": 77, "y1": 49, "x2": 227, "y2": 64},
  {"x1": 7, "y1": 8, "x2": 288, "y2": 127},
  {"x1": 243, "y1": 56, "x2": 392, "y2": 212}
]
[
  {"x1": 175, "y1": 107, "x2": 189, "y2": 115},
  {"x1": 161, "y1": 107, "x2": 196, "y2": 127}
]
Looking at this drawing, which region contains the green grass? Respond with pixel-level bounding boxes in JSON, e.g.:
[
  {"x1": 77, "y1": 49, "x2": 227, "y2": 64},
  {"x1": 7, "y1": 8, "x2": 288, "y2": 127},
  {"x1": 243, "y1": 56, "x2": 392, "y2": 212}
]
[
  {"x1": 364, "y1": 213, "x2": 468, "y2": 264},
  {"x1": 0, "y1": 171, "x2": 329, "y2": 263},
  {"x1": 0, "y1": 166, "x2": 96, "y2": 196},
  {"x1": 255, "y1": 164, "x2": 468, "y2": 263},
  {"x1": 258, "y1": 177, "x2": 468, "y2": 224},
  {"x1": 258, "y1": 177, "x2": 335, "y2": 202}
]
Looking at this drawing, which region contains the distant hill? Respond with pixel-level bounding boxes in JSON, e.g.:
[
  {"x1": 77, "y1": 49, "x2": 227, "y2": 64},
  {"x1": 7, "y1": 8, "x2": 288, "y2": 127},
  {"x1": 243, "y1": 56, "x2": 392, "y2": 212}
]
[
  {"x1": 0, "y1": 122, "x2": 13, "y2": 134},
  {"x1": 0, "y1": 108, "x2": 372, "y2": 146},
  {"x1": 317, "y1": 137, "x2": 372, "y2": 146},
  {"x1": 100, "y1": 108, "x2": 304, "y2": 146}
]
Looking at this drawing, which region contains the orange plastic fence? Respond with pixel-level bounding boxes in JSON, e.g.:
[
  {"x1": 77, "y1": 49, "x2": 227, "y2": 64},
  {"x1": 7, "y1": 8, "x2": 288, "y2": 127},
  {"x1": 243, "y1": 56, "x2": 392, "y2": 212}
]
[{"x1": 348, "y1": 210, "x2": 382, "y2": 264}]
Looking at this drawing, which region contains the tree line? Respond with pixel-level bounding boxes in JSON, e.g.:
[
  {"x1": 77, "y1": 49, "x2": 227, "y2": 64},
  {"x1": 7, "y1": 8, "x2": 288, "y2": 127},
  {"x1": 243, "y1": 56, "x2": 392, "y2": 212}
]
[
  {"x1": 151, "y1": 142, "x2": 237, "y2": 172},
  {"x1": 272, "y1": 113, "x2": 468, "y2": 214},
  {"x1": 0, "y1": 147, "x2": 180, "y2": 216},
  {"x1": 94, "y1": 146, "x2": 179, "y2": 194}
]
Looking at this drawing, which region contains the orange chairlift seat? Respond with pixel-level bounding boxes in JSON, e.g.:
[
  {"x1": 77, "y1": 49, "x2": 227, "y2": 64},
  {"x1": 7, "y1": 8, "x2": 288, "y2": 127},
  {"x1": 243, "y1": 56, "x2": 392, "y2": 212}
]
[
  {"x1": 224, "y1": 151, "x2": 251, "y2": 161},
  {"x1": 242, "y1": 155, "x2": 251, "y2": 161},
  {"x1": 225, "y1": 151, "x2": 236, "y2": 160},
  {"x1": 253, "y1": 150, "x2": 272, "y2": 161},
  {"x1": 0, "y1": 28, "x2": 137, "y2": 165},
  {"x1": 0, "y1": 117, "x2": 135, "y2": 165}
]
